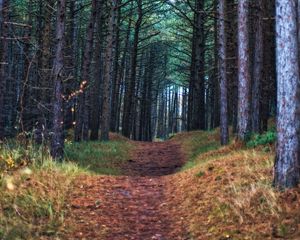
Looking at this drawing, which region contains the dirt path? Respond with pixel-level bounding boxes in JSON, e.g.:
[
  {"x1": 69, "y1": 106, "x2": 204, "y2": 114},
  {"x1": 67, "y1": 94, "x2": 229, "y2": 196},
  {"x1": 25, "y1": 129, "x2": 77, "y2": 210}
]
[{"x1": 64, "y1": 141, "x2": 188, "y2": 240}]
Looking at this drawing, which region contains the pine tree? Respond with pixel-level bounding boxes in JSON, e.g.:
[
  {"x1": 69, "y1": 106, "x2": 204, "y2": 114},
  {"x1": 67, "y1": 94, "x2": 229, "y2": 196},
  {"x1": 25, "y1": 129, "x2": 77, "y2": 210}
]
[
  {"x1": 50, "y1": 0, "x2": 67, "y2": 160},
  {"x1": 274, "y1": 0, "x2": 300, "y2": 189}
]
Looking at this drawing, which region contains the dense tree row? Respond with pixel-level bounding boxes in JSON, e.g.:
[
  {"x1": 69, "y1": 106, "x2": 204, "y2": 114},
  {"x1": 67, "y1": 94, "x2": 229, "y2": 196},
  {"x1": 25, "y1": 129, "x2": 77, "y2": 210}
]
[
  {"x1": 0, "y1": 0, "x2": 186, "y2": 147},
  {"x1": 1, "y1": 0, "x2": 300, "y2": 188}
]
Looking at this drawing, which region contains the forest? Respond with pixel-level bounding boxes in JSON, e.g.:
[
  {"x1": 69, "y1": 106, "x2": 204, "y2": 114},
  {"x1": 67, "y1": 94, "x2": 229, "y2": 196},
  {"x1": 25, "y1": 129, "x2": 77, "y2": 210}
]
[{"x1": 1, "y1": 0, "x2": 300, "y2": 239}]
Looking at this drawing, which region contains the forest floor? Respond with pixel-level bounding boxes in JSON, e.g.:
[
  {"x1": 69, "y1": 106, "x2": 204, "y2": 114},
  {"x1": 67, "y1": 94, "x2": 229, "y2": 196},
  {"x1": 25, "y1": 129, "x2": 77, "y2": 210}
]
[
  {"x1": 64, "y1": 141, "x2": 189, "y2": 240},
  {"x1": 3, "y1": 130, "x2": 300, "y2": 239},
  {"x1": 62, "y1": 130, "x2": 300, "y2": 240}
]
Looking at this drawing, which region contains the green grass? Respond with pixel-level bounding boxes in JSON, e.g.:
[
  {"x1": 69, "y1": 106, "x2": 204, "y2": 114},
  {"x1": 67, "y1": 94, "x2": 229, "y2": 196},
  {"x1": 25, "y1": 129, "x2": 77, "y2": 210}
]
[
  {"x1": 173, "y1": 131, "x2": 221, "y2": 171},
  {"x1": 247, "y1": 130, "x2": 277, "y2": 148},
  {"x1": 177, "y1": 129, "x2": 277, "y2": 172},
  {"x1": 0, "y1": 137, "x2": 133, "y2": 239},
  {"x1": 64, "y1": 139, "x2": 132, "y2": 175},
  {"x1": 0, "y1": 154, "x2": 83, "y2": 239}
]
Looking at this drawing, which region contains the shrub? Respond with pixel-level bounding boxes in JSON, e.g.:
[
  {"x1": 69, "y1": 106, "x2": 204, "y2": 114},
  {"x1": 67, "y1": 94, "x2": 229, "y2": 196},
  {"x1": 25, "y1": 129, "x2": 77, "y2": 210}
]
[{"x1": 246, "y1": 131, "x2": 277, "y2": 148}]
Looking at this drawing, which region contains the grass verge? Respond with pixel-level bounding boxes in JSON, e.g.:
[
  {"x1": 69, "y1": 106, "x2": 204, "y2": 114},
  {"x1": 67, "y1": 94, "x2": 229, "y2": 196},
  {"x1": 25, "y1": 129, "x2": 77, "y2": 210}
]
[
  {"x1": 168, "y1": 130, "x2": 300, "y2": 239},
  {"x1": 65, "y1": 138, "x2": 132, "y2": 175},
  {"x1": 0, "y1": 135, "x2": 132, "y2": 239},
  {"x1": 171, "y1": 130, "x2": 221, "y2": 170}
]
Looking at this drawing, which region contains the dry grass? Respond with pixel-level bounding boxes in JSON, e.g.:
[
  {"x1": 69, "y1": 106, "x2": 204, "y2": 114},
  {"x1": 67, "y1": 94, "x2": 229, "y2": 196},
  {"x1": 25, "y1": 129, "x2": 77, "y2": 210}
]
[
  {"x1": 0, "y1": 135, "x2": 133, "y2": 239},
  {"x1": 0, "y1": 157, "x2": 82, "y2": 239},
  {"x1": 168, "y1": 131, "x2": 300, "y2": 239}
]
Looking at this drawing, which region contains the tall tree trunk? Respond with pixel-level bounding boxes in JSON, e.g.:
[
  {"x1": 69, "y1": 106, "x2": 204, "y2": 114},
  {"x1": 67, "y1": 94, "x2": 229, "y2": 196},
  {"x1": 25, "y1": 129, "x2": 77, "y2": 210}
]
[
  {"x1": 122, "y1": 0, "x2": 143, "y2": 138},
  {"x1": 187, "y1": 17, "x2": 196, "y2": 132},
  {"x1": 115, "y1": 15, "x2": 132, "y2": 133},
  {"x1": 0, "y1": 0, "x2": 9, "y2": 140},
  {"x1": 251, "y1": 0, "x2": 263, "y2": 133},
  {"x1": 35, "y1": 0, "x2": 55, "y2": 143},
  {"x1": 110, "y1": 0, "x2": 121, "y2": 132},
  {"x1": 50, "y1": 0, "x2": 66, "y2": 160},
  {"x1": 218, "y1": 0, "x2": 229, "y2": 145},
  {"x1": 90, "y1": 1, "x2": 104, "y2": 141},
  {"x1": 74, "y1": 0, "x2": 98, "y2": 142},
  {"x1": 261, "y1": 0, "x2": 275, "y2": 132},
  {"x1": 100, "y1": 0, "x2": 117, "y2": 141},
  {"x1": 18, "y1": 0, "x2": 33, "y2": 132},
  {"x1": 212, "y1": 0, "x2": 220, "y2": 129},
  {"x1": 188, "y1": 0, "x2": 206, "y2": 131},
  {"x1": 274, "y1": 0, "x2": 300, "y2": 189},
  {"x1": 237, "y1": 0, "x2": 251, "y2": 141},
  {"x1": 226, "y1": 0, "x2": 238, "y2": 134},
  {"x1": 64, "y1": 0, "x2": 76, "y2": 130}
]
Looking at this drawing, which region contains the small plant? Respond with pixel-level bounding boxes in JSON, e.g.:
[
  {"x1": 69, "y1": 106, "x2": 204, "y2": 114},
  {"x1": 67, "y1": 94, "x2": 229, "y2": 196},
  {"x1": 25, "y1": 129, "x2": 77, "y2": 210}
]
[
  {"x1": 196, "y1": 171, "x2": 205, "y2": 177},
  {"x1": 278, "y1": 223, "x2": 288, "y2": 237},
  {"x1": 247, "y1": 131, "x2": 277, "y2": 148}
]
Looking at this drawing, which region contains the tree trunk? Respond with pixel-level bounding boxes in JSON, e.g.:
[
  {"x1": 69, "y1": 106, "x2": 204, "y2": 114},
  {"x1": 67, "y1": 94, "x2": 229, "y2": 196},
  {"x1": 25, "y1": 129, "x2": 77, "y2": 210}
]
[
  {"x1": 261, "y1": 0, "x2": 275, "y2": 132},
  {"x1": 237, "y1": 0, "x2": 251, "y2": 141},
  {"x1": 218, "y1": 0, "x2": 229, "y2": 145},
  {"x1": 122, "y1": 0, "x2": 143, "y2": 138},
  {"x1": 251, "y1": 0, "x2": 263, "y2": 133},
  {"x1": 35, "y1": 0, "x2": 55, "y2": 143},
  {"x1": 0, "y1": 0, "x2": 9, "y2": 140},
  {"x1": 64, "y1": 0, "x2": 76, "y2": 130},
  {"x1": 74, "y1": 0, "x2": 98, "y2": 142},
  {"x1": 188, "y1": 0, "x2": 206, "y2": 131},
  {"x1": 100, "y1": 0, "x2": 117, "y2": 141},
  {"x1": 50, "y1": 0, "x2": 66, "y2": 160},
  {"x1": 110, "y1": 0, "x2": 121, "y2": 132},
  {"x1": 274, "y1": 0, "x2": 300, "y2": 189},
  {"x1": 212, "y1": 0, "x2": 220, "y2": 129},
  {"x1": 90, "y1": 1, "x2": 104, "y2": 141}
]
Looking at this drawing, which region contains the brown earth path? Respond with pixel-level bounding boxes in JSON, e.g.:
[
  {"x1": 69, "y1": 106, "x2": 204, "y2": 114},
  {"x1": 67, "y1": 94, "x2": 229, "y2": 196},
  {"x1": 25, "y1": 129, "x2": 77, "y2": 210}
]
[{"x1": 64, "y1": 141, "x2": 189, "y2": 240}]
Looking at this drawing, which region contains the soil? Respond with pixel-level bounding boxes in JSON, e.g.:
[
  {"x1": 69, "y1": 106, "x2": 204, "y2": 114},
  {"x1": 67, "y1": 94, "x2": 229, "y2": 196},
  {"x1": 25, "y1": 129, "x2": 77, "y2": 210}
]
[{"x1": 64, "y1": 141, "x2": 189, "y2": 240}]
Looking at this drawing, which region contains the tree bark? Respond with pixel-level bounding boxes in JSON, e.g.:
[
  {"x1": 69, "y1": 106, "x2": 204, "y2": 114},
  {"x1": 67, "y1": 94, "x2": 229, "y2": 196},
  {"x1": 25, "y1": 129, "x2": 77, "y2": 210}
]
[
  {"x1": 188, "y1": 0, "x2": 206, "y2": 131},
  {"x1": 100, "y1": 0, "x2": 117, "y2": 141},
  {"x1": 74, "y1": 0, "x2": 98, "y2": 142},
  {"x1": 50, "y1": 0, "x2": 66, "y2": 160},
  {"x1": 110, "y1": 0, "x2": 121, "y2": 132},
  {"x1": 90, "y1": 0, "x2": 104, "y2": 141},
  {"x1": 0, "y1": 0, "x2": 9, "y2": 140},
  {"x1": 35, "y1": 0, "x2": 55, "y2": 143},
  {"x1": 251, "y1": 0, "x2": 263, "y2": 133},
  {"x1": 261, "y1": 0, "x2": 276, "y2": 132},
  {"x1": 122, "y1": 0, "x2": 143, "y2": 138},
  {"x1": 218, "y1": 0, "x2": 229, "y2": 145},
  {"x1": 237, "y1": 0, "x2": 251, "y2": 141},
  {"x1": 274, "y1": 0, "x2": 300, "y2": 189}
]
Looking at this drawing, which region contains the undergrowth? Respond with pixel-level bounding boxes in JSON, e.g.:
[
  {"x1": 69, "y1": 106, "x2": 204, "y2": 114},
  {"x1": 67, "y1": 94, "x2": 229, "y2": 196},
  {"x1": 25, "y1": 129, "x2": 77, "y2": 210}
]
[
  {"x1": 247, "y1": 130, "x2": 277, "y2": 148},
  {"x1": 170, "y1": 130, "x2": 300, "y2": 239},
  {"x1": 65, "y1": 139, "x2": 132, "y2": 175},
  {"x1": 0, "y1": 136, "x2": 132, "y2": 239},
  {"x1": 171, "y1": 130, "x2": 221, "y2": 170},
  {"x1": 0, "y1": 142, "x2": 82, "y2": 240}
]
